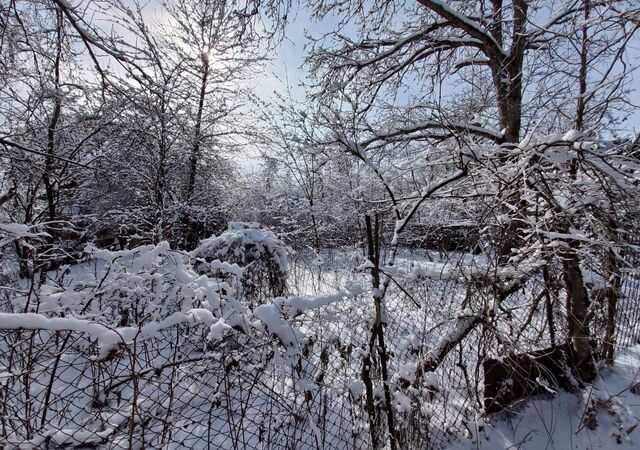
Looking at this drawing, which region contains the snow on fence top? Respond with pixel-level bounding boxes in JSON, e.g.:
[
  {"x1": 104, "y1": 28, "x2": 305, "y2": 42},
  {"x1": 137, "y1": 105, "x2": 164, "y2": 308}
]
[{"x1": 0, "y1": 236, "x2": 353, "y2": 362}]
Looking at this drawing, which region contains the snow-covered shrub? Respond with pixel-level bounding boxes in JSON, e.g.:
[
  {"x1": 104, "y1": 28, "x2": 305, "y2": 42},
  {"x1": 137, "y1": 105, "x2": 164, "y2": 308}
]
[
  {"x1": 0, "y1": 222, "x2": 49, "y2": 279},
  {"x1": 6, "y1": 242, "x2": 246, "y2": 332},
  {"x1": 191, "y1": 222, "x2": 292, "y2": 306}
]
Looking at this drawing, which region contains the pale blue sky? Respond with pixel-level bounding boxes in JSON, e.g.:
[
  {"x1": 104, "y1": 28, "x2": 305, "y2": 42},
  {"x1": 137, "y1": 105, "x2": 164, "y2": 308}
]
[
  {"x1": 85, "y1": 1, "x2": 640, "y2": 139},
  {"x1": 261, "y1": 3, "x2": 640, "y2": 135}
]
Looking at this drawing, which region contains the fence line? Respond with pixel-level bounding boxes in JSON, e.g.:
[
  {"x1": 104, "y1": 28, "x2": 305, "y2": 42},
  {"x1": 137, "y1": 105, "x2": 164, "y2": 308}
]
[{"x1": 1, "y1": 251, "x2": 639, "y2": 449}]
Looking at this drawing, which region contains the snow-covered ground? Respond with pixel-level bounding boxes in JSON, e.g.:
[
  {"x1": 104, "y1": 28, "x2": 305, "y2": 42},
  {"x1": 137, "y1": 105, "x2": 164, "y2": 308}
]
[
  {"x1": 448, "y1": 345, "x2": 640, "y2": 450},
  {"x1": 1, "y1": 239, "x2": 639, "y2": 450}
]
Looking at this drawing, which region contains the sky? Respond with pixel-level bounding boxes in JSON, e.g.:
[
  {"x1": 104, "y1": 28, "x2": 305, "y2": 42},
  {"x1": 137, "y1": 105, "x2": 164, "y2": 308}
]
[
  {"x1": 261, "y1": 5, "x2": 640, "y2": 133},
  {"x1": 83, "y1": 0, "x2": 640, "y2": 162},
  {"x1": 244, "y1": 5, "x2": 640, "y2": 169}
]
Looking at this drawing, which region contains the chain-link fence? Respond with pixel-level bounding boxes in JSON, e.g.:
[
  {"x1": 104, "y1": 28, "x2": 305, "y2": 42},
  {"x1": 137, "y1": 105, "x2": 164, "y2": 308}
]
[{"x1": 1, "y1": 248, "x2": 639, "y2": 449}]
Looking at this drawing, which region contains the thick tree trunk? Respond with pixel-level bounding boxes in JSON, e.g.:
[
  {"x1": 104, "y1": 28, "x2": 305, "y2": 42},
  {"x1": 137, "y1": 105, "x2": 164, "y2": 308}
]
[
  {"x1": 491, "y1": 0, "x2": 527, "y2": 145},
  {"x1": 565, "y1": 0, "x2": 600, "y2": 375},
  {"x1": 490, "y1": 0, "x2": 527, "y2": 262}
]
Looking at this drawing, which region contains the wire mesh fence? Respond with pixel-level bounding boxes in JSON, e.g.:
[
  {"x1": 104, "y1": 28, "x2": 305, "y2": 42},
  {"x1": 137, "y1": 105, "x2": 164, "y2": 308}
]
[
  {"x1": 1, "y1": 248, "x2": 639, "y2": 449},
  {"x1": 0, "y1": 325, "x2": 369, "y2": 449}
]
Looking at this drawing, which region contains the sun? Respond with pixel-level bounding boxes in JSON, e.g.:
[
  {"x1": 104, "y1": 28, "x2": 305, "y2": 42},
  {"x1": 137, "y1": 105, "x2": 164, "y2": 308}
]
[{"x1": 201, "y1": 46, "x2": 215, "y2": 63}]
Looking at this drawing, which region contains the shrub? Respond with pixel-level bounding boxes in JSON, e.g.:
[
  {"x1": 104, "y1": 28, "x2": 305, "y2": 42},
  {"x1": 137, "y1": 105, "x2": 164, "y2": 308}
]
[{"x1": 191, "y1": 222, "x2": 292, "y2": 305}]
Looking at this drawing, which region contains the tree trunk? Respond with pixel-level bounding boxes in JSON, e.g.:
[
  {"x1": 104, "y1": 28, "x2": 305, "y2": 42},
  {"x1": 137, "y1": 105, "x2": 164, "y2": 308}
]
[
  {"x1": 561, "y1": 244, "x2": 597, "y2": 382},
  {"x1": 181, "y1": 55, "x2": 210, "y2": 249},
  {"x1": 602, "y1": 211, "x2": 621, "y2": 365},
  {"x1": 39, "y1": 7, "x2": 64, "y2": 284},
  {"x1": 364, "y1": 214, "x2": 397, "y2": 450},
  {"x1": 492, "y1": 0, "x2": 527, "y2": 145},
  {"x1": 602, "y1": 247, "x2": 620, "y2": 364},
  {"x1": 576, "y1": 0, "x2": 591, "y2": 131}
]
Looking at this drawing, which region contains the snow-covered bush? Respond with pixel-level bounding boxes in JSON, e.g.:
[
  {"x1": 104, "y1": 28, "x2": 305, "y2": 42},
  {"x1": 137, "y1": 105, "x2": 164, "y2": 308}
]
[
  {"x1": 0, "y1": 222, "x2": 49, "y2": 280},
  {"x1": 3, "y1": 242, "x2": 249, "y2": 337},
  {"x1": 191, "y1": 222, "x2": 292, "y2": 305}
]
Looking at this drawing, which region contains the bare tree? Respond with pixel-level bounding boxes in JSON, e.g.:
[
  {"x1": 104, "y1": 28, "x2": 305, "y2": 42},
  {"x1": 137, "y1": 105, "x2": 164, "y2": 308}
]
[
  {"x1": 0, "y1": 0, "x2": 116, "y2": 278},
  {"x1": 301, "y1": 0, "x2": 640, "y2": 386}
]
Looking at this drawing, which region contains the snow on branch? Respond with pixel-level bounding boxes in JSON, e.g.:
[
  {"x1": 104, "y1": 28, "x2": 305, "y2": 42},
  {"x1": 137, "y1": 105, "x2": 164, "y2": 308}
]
[
  {"x1": 0, "y1": 309, "x2": 223, "y2": 361},
  {"x1": 253, "y1": 284, "x2": 366, "y2": 348},
  {"x1": 415, "y1": 0, "x2": 508, "y2": 59},
  {"x1": 0, "y1": 223, "x2": 49, "y2": 248},
  {"x1": 361, "y1": 120, "x2": 503, "y2": 145},
  {"x1": 276, "y1": 282, "x2": 366, "y2": 316},
  {"x1": 416, "y1": 311, "x2": 485, "y2": 381}
]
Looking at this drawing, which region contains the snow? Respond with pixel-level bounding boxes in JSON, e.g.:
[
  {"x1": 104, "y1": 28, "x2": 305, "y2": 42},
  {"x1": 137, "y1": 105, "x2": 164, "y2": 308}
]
[
  {"x1": 397, "y1": 362, "x2": 418, "y2": 384},
  {"x1": 355, "y1": 260, "x2": 375, "y2": 271},
  {"x1": 562, "y1": 129, "x2": 584, "y2": 141},
  {"x1": 420, "y1": 0, "x2": 508, "y2": 57},
  {"x1": 407, "y1": 261, "x2": 455, "y2": 280},
  {"x1": 0, "y1": 222, "x2": 49, "y2": 247},
  {"x1": 446, "y1": 345, "x2": 640, "y2": 450},
  {"x1": 393, "y1": 390, "x2": 413, "y2": 413},
  {"x1": 207, "y1": 317, "x2": 232, "y2": 341},
  {"x1": 348, "y1": 380, "x2": 364, "y2": 398},
  {"x1": 424, "y1": 372, "x2": 439, "y2": 390},
  {"x1": 0, "y1": 308, "x2": 228, "y2": 360},
  {"x1": 192, "y1": 222, "x2": 292, "y2": 274},
  {"x1": 0, "y1": 223, "x2": 33, "y2": 237},
  {"x1": 279, "y1": 290, "x2": 356, "y2": 316},
  {"x1": 253, "y1": 303, "x2": 303, "y2": 348},
  {"x1": 0, "y1": 312, "x2": 122, "y2": 359},
  {"x1": 1, "y1": 243, "x2": 639, "y2": 449}
]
